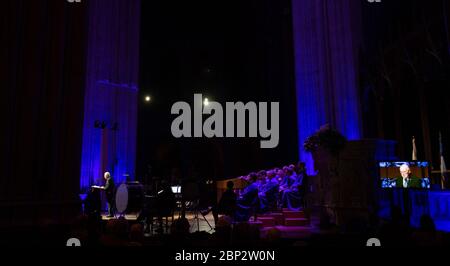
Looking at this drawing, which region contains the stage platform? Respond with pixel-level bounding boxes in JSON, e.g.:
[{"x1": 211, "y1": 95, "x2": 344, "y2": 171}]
[
  {"x1": 379, "y1": 189, "x2": 450, "y2": 232},
  {"x1": 100, "y1": 210, "x2": 319, "y2": 240},
  {"x1": 101, "y1": 212, "x2": 216, "y2": 235}
]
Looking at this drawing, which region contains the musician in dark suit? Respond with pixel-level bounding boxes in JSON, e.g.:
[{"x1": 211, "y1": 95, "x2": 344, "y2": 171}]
[
  {"x1": 101, "y1": 172, "x2": 116, "y2": 217},
  {"x1": 395, "y1": 164, "x2": 422, "y2": 189},
  {"x1": 211, "y1": 181, "x2": 237, "y2": 225}
]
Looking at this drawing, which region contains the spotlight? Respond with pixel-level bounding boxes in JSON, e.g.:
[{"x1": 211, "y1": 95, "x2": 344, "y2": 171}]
[
  {"x1": 204, "y1": 98, "x2": 210, "y2": 106},
  {"x1": 144, "y1": 95, "x2": 151, "y2": 102}
]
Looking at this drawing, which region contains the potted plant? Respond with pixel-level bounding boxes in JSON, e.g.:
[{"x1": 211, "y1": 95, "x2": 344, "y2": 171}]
[{"x1": 304, "y1": 124, "x2": 347, "y2": 156}]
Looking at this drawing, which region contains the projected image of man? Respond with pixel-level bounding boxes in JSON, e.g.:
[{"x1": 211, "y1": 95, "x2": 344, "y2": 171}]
[{"x1": 396, "y1": 164, "x2": 421, "y2": 189}]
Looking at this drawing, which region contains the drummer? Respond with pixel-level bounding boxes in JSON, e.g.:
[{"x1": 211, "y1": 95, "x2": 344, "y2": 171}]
[{"x1": 100, "y1": 172, "x2": 116, "y2": 218}]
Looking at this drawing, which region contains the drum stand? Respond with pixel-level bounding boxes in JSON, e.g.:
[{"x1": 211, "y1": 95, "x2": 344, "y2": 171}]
[{"x1": 115, "y1": 211, "x2": 125, "y2": 219}]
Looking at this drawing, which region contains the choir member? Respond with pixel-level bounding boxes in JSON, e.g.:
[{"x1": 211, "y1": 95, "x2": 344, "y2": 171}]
[
  {"x1": 235, "y1": 173, "x2": 260, "y2": 222},
  {"x1": 281, "y1": 166, "x2": 304, "y2": 211},
  {"x1": 258, "y1": 170, "x2": 280, "y2": 212}
]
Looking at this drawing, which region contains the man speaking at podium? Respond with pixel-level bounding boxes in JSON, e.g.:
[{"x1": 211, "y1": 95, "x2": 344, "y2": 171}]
[
  {"x1": 396, "y1": 164, "x2": 421, "y2": 189},
  {"x1": 100, "y1": 172, "x2": 116, "y2": 217}
]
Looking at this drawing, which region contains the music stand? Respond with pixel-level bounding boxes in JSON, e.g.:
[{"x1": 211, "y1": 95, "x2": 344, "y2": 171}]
[{"x1": 182, "y1": 182, "x2": 213, "y2": 232}]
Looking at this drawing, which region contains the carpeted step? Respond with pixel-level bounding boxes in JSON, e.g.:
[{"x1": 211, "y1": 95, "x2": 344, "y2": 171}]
[
  {"x1": 260, "y1": 226, "x2": 314, "y2": 239},
  {"x1": 267, "y1": 213, "x2": 285, "y2": 225},
  {"x1": 256, "y1": 217, "x2": 276, "y2": 227},
  {"x1": 282, "y1": 210, "x2": 306, "y2": 219},
  {"x1": 258, "y1": 213, "x2": 285, "y2": 225},
  {"x1": 284, "y1": 218, "x2": 310, "y2": 227},
  {"x1": 248, "y1": 220, "x2": 264, "y2": 228}
]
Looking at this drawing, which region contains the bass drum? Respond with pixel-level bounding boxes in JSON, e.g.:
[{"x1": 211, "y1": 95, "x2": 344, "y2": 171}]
[{"x1": 115, "y1": 182, "x2": 144, "y2": 214}]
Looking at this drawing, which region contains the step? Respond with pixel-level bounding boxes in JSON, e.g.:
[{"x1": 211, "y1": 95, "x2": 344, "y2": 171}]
[
  {"x1": 248, "y1": 220, "x2": 264, "y2": 228},
  {"x1": 267, "y1": 213, "x2": 285, "y2": 226},
  {"x1": 260, "y1": 226, "x2": 314, "y2": 239},
  {"x1": 284, "y1": 218, "x2": 310, "y2": 227},
  {"x1": 258, "y1": 213, "x2": 285, "y2": 225},
  {"x1": 256, "y1": 217, "x2": 276, "y2": 227},
  {"x1": 282, "y1": 211, "x2": 306, "y2": 219}
]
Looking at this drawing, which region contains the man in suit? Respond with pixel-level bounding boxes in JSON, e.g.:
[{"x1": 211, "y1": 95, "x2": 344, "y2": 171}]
[
  {"x1": 396, "y1": 164, "x2": 422, "y2": 189},
  {"x1": 210, "y1": 181, "x2": 237, "y2": 225},
  {"x1": 235, "y1": 173, "x2": 259, "y2": 222},
  {"x1": 295, "y1": 162, "x2": 309, "y2": 208},
  {"x1": 258, "y1": 171, "x2": 279, "y2": 212},
  {"x1": 101, "y1": 172, "x2": 116, "y2": 217}
]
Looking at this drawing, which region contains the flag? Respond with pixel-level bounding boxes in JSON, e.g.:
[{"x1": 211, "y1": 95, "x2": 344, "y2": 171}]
[
  {"x1": 440, "y1": 132, "x2": 447, "y2": 189},
  {"x1": 412, "y1": 136, "x2": 418, "y2": 161}
]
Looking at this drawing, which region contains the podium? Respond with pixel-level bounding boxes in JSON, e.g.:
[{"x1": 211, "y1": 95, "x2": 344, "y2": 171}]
[
  {"x1": 311, "y1": 139, "x2": 397, "y2": 226},
  {"x1": 84, "y1": 186, "x2": 103, "y2": 215}
]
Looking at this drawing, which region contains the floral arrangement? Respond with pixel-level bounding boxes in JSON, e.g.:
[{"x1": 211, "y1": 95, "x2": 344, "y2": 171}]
[{"x1": 304, "y1": 124, "x2": 347, "y2": 155}]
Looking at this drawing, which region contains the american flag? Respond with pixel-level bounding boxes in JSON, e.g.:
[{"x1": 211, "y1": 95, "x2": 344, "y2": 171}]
[
  {"x1": 412, "y1": 136, "x2": 418, "y2": 161},
  {"x1": 440, "y1": 132, "x2": 447, "y2": 189}
]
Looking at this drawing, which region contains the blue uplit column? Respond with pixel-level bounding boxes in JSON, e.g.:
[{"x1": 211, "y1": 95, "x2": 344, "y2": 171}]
[
  {"x1": 80, "y1": 0, "x2": 141, "y2": 189},
  {"x1": 292, "y1": 0, "x2": 363, "y2": 174}
]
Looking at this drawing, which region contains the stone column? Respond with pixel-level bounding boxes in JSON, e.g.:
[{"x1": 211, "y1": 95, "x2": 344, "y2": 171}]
[
  {"x1": 292, "y1": 0, "x2": 363, "y2": 175},
  {"x1": 80, "y1": 0, "x2": 141, "y2": 189}
]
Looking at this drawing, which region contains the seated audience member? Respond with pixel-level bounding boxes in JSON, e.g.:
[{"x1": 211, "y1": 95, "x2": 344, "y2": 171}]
[
  {"x1": 296, "y1": 162, "x2": 309, "y2": 207},
  {"x1": 281, "y1": 169, "x2": 303, "y2": 210},
  {"x1": 70, "y1": 215, "x2": 89, "y2": 245},
  {"x1": 235, "y1": 173, "x2": 260, "y2": 222},
  {"x1": 289, "y1": 165, "x2": 300, "y2": 184},
  {"x1": 211, "y1": 181, "x2": 237, "y2": 225},
  {"x1": 278, "y1": 166, "x2": 297, "y2": 208},
  {"x1": 411, "y1": 215, "x2": 443, "y2": 247},
  {"x1": 170, "y1": 218, "x2": 191, "y2": 237},
  {"x1": 210, "y1": 216, "x2": 233, "y2": 246},
  {"x1": 276, "y1": 168, "x2": 287, "y2": 207},
  {"x1": 257, "y1": 170, "x2": 267, "y2": 186},
  {"x1": 379, "y1": 206, "x2": 412, "y2": 247},
  {"x1": 277, "y1": 168, "x2": 289, "y2": 190},
  {"x1": 272, "y1": 168, "x2": 281, "y2": 181},
  {"x1": 258, "y1": 170, "x2": 280, "y2": 212},
  {"x1": 165, "y1": 217, "x2": 191, "y2": 247},
  {"x1": 128, "y1": 224, "x2": 144, "y2": 246},
  {"x1": 86, "y1": 213, "x2": 102, "y2": 246},
  {"x1": 265, "y1": 227, "x2": 282, "y2": 246},
  {"x1": 232, "y1": 222, "x2": 261, "y2": 247},
  {"x1": 240, "y1": 175, "x2": 250, "y2": 183},
  {"x1": 100, "y1": 218, "x2": 129, "y2": 247},
  {"x1": 240, "y1": 173, "x2": 260, "y2": 202},
  {"x1": 288, "y1": 164, "x2": 297, "y2": 175},
  {"x1": 257, "y1": 172, "x2": 268, "y2": 190},
  {"x1": 280, "y1": 166, "x2": 296, "y2": 191}
]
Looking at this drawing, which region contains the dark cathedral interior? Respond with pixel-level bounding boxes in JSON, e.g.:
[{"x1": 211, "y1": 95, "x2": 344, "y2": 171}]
[{"x1": 2, "y1": 0, "x2": 450, "y2": 256}]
